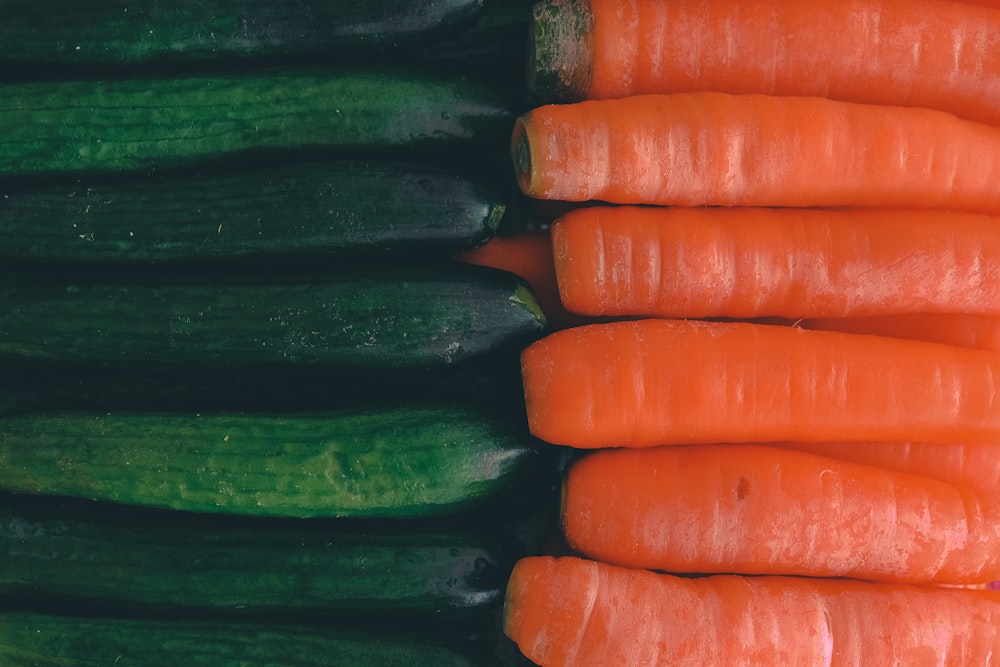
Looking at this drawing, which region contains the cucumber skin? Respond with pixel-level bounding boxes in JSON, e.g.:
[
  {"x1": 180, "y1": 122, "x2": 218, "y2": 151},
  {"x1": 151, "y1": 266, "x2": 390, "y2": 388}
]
[
  {"x1": 0, "y1": 405, "x2": 540, "y2": 518},
  {"x1": 0, "y1": 611, "x2": 482, "y2": 667},
  {"x1": 0, "y1": 0, "x2": 484, "y2": 67},
  {"x1": 0, "y1": 66, "x2": 516, "y2": 176},
  {"x1": 0, "y1": 497, "x2": 521, "y2": 616},
  {"x1": 0, "y1": 160, "x2": 504, "y2": 264},
  {"x1": 0, "y1": 264, "x2": 546, "y2": 371}
]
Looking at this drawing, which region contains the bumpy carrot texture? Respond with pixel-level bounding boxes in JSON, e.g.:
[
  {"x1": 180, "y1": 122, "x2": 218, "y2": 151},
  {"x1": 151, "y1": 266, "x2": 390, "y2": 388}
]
[
  {"x1": 504, "y1": 555, "x2": 1000, "y2": 667},
  {"x1": 552, "y1": 205, "x2": 1000, "y2": 319},
  {"x1": 528, "y1": 0, "x2": 1000, "y2": 126},
  {"x1": 563, "y1": 444, "x2": 1000, "y2": 584},
  {"x1": 801, "y1": 313, "x2": 1000, "y2": 354},
  {"x1": 511, "y1": 92, "x2": 1000, "y2": 211},
  {"x1": 769, "y1": 441, "x2": 1000, "y2": 498},
  {"x1": 520, "y1": 319, "x2": 1000, "y2": 448}
]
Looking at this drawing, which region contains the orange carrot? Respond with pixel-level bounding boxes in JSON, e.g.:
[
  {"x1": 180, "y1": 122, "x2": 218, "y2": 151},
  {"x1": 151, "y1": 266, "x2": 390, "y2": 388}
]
[
  {"x1": 528, "y1": 0, "x2": 1000, "y2": 126},
  {"x1": 801, "y1": 313, "x2": 1000, "y2": 354},
  {"x1": 504, "y1": 555, "x2": 1000, "y2": 666},
  {"x1": 511, "y1": 92, "x2": 1000, "y2": 211},
  {"x1": 521, "y1": 319, "x2": 1000, "y2": 448},
  {"x1": 552, "y1": 205, "x2": 1000, "y2": 319},
  {"x1": 455, "y1": 230, "x2": 587, "y2": 329},
  {"x1": 562, "y1": 444, "x2": 1000, "y2": 584},
  {"x1": 768, "y1": 441, "x2": 1000, "y2": 498}
]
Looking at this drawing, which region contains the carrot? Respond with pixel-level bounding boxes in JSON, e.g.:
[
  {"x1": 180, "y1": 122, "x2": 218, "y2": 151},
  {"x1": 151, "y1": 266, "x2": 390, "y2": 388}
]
[
  {"x1": 563, "y1": 444, "x2": 1000, "y2": 584},
  {"x1": 552, "y1": 205, "x2": 1000, "y2": 319},
  {"x1": 528, "y1": 0, "x2": 1000, "y2": 126},
  {"x1": 454, "y1": 230, "x2": 587, "y2": 329},
  {"x1": 512, "y1": 92, "x2": 1000, "y2": 210},
  {"x1": 521, "y1": 318, "x2": 1000, "y2": 448},
  {"x1": 801, "y1": 312, "x2": 1000, "y2": 354},
  {"x1": 504, "y1": 555, "x2": 1000, "y2": 666},
  {"x1": 767, "y1": 441, "x2": 1000, "y2": 498}
]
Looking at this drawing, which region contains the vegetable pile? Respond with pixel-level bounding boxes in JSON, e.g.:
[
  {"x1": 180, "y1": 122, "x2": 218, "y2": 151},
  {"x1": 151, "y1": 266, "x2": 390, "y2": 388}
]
[{"x1": 493, "y1": 0, "x2": 1000, "y2": 664}]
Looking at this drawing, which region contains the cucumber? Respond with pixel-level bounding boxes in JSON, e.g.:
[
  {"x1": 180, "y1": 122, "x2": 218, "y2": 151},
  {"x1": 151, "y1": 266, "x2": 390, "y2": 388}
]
[
  {"x1": 0, "y1": 65, "x2": 516, "y2": 177},
  {"x1": 0, "y1": 160, "x2": 504, "y2": 264},
  {"x1": 0, "y1": 403, "x2": 540, "y2": 518},
  {"x1": 0, "y1": 264, "x2": 546, "y2": 371},
  {"x1": 0, "y1": 0, "x2": 484, "y2": 69},
  {"x1": 0, "y1": 611, "x2": 484, "y2": 667},
  {"x1": 0, "y1": 496, "x2": 521, "y2": 617}
]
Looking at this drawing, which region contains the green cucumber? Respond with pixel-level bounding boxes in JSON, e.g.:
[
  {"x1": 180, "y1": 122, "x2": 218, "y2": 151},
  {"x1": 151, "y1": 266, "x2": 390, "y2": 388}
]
[
  {"x1": 0, "y1": 160, "x2": 504, "y2": 264},
  {"x1": 0, "y1": 0, "x2": 483, "y2": 68},
  {"x1": 0, "y1": 65, "x2": 515, "y2": 176},
  {"x1": 0, "y1": 611, "x2": 484, "y2": 667},
  {"x1": 0, "y1": 264, "x2": 546, "y2": 371},
  {"x1": 0, "y1": 496, "x2": 521, "y2": 616},
  {"x1": 0, "y1": 403, "x2": 539, "y2": 518}
]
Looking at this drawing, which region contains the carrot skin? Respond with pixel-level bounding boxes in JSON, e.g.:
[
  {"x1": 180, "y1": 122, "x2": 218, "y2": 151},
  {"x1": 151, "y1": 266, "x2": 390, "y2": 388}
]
[
  {"x1": 512, "y1": 92, "x2": 1000, "y2": 212},
  {"x1": 520, "y1": 319, "x2": 1000, "y2": 447},
  {"x1": 767, "y1": 440, "x2": 1000, "y2": 498},
  {"x1": 801, "y1": 312, "x2": 1000, "y2": 354},
  {"x1": 552, "y1": 205, "x2": 1000, "y2": 319},
  {"x1": 563, "y1": 444, "x2": 1000, "y2": 584},
  {"x1": 504, "y1": 555, "x2": 1000, "y2": 667},
  {"x1": 529, "y1": 0, "x2": 1000, "y2": 127}
]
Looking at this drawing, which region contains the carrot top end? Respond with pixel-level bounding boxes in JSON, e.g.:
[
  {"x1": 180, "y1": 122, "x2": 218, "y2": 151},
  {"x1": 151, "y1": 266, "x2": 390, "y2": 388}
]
[
  {"x1": 510, "y1": 115, "x2": 535, "y2": 196},
  {"x1": 526, "y1": 0, "x2": 592, "y2": 102}
]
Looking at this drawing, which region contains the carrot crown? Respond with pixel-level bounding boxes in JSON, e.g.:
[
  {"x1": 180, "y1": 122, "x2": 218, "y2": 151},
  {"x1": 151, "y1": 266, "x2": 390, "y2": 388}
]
[{"x1": 526, "y1": 0, "x2": 593, "y2": 101}]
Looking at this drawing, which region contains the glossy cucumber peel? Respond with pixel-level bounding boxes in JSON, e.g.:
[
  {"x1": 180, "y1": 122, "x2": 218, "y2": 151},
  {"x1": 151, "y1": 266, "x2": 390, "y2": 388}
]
[
  {"x1": 0, "y1": 404, "x2": 541, "y2": 518},
  {"x1": 0, "y1": 264, "x2": 546, "y2": 371},
  {"x1": 0, "y1": 65, "x2": 516, "y2": 176},
  {"x1": 0, "y1": 0, "x2": 484, "y2": 67},
  {"x1": 0, "y1": 160, "x2": 505, "y2": 264}
]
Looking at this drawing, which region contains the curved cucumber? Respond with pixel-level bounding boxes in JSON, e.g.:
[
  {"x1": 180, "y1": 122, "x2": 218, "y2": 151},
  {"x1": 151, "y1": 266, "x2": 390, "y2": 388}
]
[
  {"x1": 0, "y1": 160, "x2": 504, "y2": 264},
  {"x1": 0, "y1": 264, "x2": 546, "y2": 371},
  {"x1": 0, "y1": 404, "x2": 540, "y2": 518},
  {"x1": 0, "y1": 496, "x2": 522, "y2": 616},
  {"x1": 0, "y1": 66, "x2": 516, "y2": 176},
  {"x1": 0, "y1": 0, "x2": 483, "y2": 67},
  {"x1": 0, "y1": 611, "x2": 483, "y2": 667}
]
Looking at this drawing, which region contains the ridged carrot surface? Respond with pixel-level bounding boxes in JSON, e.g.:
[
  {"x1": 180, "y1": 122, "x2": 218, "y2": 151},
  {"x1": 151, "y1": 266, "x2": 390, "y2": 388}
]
[
  {"x1": 551, "y1": 205, "x2": 1000, "y2": 319},
  {"x1": 504, "y1": 556, "x2": 1000, "y2": 667},
  {"x1": 562, "y1": 444, "x2": 1000, "y2": 584},
  {"x1": 511, "y1": 92, "x2": 1000, "y2": 211},
  {"x1": 520, "y1": 319, "x2": 1000, "y2": 448},
  {"x1": 527, "y1": 0, "x2": 1000, "y2": 126},
  {"x1": 768, "y1": 441, "x2": 1000, "y2": 498},
  {"x1": 802, "y1": 313, "x2": 1000, "y2": 354}
]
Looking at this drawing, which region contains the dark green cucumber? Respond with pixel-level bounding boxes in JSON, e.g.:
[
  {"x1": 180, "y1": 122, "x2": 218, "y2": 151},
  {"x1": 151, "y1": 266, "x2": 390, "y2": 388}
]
[
  {"x1": 0, "y1": 66, "x2": 516, "y2": 176},
  {"x1": 0, "y1": 264, "x2": 546, "y2": 370},
  {"x1": 0, "y1": 0, "x2": 483, "y2": 68},
  {"x1": 0, "y1": 496, "x2": 521, "y2": 616},
  {"x1": 0, "y1": 160, "x2": 504, "y2": 264},
  {"x1": 0, "y1": 403, "x2": 539, "y2": 518},
  {"x1": 0, "y1": 611, "x2": 484, "y2": 667}
]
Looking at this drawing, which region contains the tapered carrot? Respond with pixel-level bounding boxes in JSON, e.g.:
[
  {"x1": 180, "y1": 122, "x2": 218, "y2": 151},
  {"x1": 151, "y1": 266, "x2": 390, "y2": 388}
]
[
  {"x1": 455, "y1": 230, "x2": 587, "y2": 330},
  {"x1": 528, "y1": 0, "x2": 1000, "y2": 126},
  {"x1": 511, "y1": 92, "x2": 1000, "y2": 211},
  {"x1": 563, "y1": 444, "x2": 1000, "y2": 584},
  {"x1": 552, "y1": 205, "x2": 1000, "y2": 319},
  {"x1": 801, "y1": 313, "x2": 1000, "y2": 354},
  {"x1": 521, "y1": 319, "x2": 1000, "y2": 448},
  {"x1": 504, "y1": 555, "x2": 1000, "y2": 667},
  {"x1": 768, "y1": 441, "x2": 1000, "y2": 498}
]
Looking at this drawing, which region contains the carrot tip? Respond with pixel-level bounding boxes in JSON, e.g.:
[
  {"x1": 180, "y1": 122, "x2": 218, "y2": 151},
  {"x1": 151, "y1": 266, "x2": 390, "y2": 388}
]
[{"x1": 526, "y1": 0, "x2": 593, "y2": 101}]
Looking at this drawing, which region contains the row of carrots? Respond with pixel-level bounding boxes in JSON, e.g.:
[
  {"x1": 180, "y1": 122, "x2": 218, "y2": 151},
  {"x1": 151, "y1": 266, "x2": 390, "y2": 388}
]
[{"x1": 465, "y1": 0, "x2": 1000, "y2": 664}]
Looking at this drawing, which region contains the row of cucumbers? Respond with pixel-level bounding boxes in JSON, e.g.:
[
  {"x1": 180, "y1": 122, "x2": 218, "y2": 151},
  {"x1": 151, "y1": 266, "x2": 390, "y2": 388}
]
[{"x1": 0, "y1": 2, "x2": 552, "y2": 665}]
